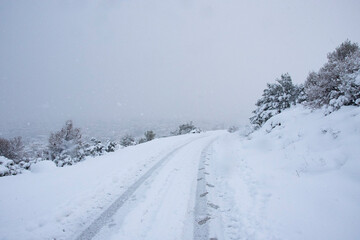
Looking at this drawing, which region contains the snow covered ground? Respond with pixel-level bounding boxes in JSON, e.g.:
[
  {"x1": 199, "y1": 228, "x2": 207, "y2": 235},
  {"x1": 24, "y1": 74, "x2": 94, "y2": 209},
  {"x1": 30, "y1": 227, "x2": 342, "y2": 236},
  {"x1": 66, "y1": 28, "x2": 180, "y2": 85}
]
[
  {"x1": 208, "y1": 105, "x2": 360, "y2": 240},
  {"x1": 1, "y1": 106, "x2": 360, "y2": 240}
]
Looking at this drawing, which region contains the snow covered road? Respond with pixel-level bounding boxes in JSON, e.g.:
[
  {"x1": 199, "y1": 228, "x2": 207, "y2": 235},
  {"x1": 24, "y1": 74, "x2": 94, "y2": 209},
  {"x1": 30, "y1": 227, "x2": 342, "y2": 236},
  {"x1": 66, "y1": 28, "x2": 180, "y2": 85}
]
[
  {"x1": 77, "y1": 134, "x2": 219, "y2": 240},
  {"x1": 83, "y1": 135, "x2": 221, "y2": 240}
]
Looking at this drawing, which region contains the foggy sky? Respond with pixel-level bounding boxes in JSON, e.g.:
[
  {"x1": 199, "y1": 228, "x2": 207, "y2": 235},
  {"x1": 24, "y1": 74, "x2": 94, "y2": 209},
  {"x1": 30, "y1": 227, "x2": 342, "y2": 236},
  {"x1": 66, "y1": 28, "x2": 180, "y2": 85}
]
[{"x1": 1, "y1": 0, "x2": 360, "y2": 132}]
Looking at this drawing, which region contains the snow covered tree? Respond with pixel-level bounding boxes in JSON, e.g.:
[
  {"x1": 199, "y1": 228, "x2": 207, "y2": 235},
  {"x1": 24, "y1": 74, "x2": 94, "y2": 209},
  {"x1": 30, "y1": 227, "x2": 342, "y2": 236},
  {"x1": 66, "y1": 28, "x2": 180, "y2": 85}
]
[
  {"x1": 304, "y1": 40, "x2": 360, "y2": 109},
  {"x1": 172, "y1": 122, "x2": 198, "y2": 135},
  {"x1": 120, "y1": 134, "x2": 136, "y2": 147},
  {"x1": 250, "y1": 73, "x2": 301, "y2": 129},
  {"x1": 144, "y1": 131, "x2": 156, "y2": 141},
  {"x1": 138, "y1": 130, "x2": 156, "y2": 144},
  {"x1": 180, "y1": 122, "x2": 196, "y2": 134},
  {"x1": 48, "y1": 120, "x2": 84, "y2": 166}
]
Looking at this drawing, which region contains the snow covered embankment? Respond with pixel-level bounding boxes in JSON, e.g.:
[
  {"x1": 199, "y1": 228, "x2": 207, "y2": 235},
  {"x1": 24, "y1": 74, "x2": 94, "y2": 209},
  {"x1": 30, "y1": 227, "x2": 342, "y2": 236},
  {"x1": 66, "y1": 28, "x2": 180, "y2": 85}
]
[{"x1": 210, "y1": 106, "x2": 360, "y2": 240}]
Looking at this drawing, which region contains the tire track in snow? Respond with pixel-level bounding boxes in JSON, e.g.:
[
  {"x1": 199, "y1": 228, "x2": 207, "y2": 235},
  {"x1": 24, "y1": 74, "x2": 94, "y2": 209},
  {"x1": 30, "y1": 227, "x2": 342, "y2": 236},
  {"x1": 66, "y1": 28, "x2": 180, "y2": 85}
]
[
  {"x1": 193, "y1": 138, "x2": 218, "y2": 240},
  {"x1": 75, "y1": 136, "x2": 205, "y2": 240}
]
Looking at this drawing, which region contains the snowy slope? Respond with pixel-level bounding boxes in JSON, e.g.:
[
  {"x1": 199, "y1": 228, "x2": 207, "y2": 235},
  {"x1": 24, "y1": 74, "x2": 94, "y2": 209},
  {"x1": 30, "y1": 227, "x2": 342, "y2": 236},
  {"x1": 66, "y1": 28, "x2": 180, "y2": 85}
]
[{"x1": 208, "y1": 105, "x2": 360, "y2": 240}]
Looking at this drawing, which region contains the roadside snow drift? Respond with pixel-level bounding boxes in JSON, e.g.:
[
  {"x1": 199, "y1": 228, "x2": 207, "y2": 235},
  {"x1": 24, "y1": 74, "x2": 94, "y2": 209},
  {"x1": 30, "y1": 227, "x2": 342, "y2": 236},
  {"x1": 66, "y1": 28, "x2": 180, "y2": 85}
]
[{"x1": 209, "y1": 105, "x2": 360, "y2": 240}]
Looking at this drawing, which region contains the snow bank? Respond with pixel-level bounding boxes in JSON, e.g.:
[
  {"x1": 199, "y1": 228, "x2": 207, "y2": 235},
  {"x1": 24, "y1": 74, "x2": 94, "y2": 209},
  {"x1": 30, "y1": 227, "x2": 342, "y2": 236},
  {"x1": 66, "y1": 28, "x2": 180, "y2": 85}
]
[
  {"x1": 211, "y1": 105, "x2": 360, "y2": 240},
  {"x1": 253, "y1": 105, "x2": 360, "y2": 176}
]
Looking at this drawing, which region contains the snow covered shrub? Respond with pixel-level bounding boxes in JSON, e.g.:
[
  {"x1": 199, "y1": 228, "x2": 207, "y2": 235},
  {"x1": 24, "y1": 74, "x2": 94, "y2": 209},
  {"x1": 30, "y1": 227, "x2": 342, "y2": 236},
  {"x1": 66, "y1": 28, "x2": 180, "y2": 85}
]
[
  {"x1": 179, "y1": 122, "x2": 196, "y2": 135},
  {"x1": 138, "y1": 130, "x2": 156, "y2": 144},
  {"x1": 0, "y1": 136, "x2": 24, "y2": 163},
  {"x1": 304, "y1": 40, "x2": 360, "y2": 109},
  {"x1": 84, "y1": 138, "x2": 105, "y2": 157},
  {"x1": 171, "y1": 122, "x2": 199, "y2": 135},
  {"x1": 250, "y1": 73, "x2": 302, "y2": 129},
  {"x1": 0, "y1": 156, "x2": 12, "y2": 176},
  {"x1": 105, "y1": 141, "x2": 117, "y2": 152},
  {"x1": 120, "y1": 134, "x2": 136, "y2": 147},
  {"x1": 83, "y1": 138, "x2": 118, "y2": 157},
  {"x1": 48, "y1": 120, "x2": 84, "y2": 167},
  {"x1": 0, "y1": 137, "x2": 43, "y2": 177},
  {"x1": 144, "y1": 130, "x2": 156, "y2": 141},
  {"x1": 190, "y1": 128, "x2": 202, "y2": 133},
  {"x1": 0, "y1": 156, "x2": 31, "y2": 177}
]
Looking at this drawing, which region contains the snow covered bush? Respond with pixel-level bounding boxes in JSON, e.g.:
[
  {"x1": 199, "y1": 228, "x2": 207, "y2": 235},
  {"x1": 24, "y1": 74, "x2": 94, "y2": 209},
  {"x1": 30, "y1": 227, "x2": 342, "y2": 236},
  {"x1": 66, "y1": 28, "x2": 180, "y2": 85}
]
[
  {"x1": 84, "y1": 138, "x2": 118, "y2": 156},
  {"x1": 0, "y1": 137, "x2": 44, "y2": 177},
  {"x1": 0, "y1": 156, "x2": 31, "y2": 177},
  {"x1": 84, "y1": 138, "x2": 105, "y2": 156},
  {"x1": 120, "y1": 134, "x2": 136, "y2": 147},
  {"x1": 250, "y1": 73, "x2": 302, "y2": 129},
  {"x1": 48, "y1": 120, "x2": 84, "y2": 167},
  {"x1": 179, "y1": 122, "x2": 197, "y2": 135},
  {"x1": 144, "y1": 130, "x2": 156, "y2": 141},
  {"x1": 0, "y1": 156, "x2": 13, "y2": 176},
  {"x1": 105, "y1": 141, "x2": 117, "y2": 152},
  {"x1": 171, "y1": 121, "x2": 199, "y2": 135},
  {"x1": 138, "y1": 130, "x2": 156, "y2": 144},
  {"x1": 304, "y1": 40, "x2": 360, "y2": 110},
  {"x1": 190, "y1": 128, "x2": 201, "y2": 134}
]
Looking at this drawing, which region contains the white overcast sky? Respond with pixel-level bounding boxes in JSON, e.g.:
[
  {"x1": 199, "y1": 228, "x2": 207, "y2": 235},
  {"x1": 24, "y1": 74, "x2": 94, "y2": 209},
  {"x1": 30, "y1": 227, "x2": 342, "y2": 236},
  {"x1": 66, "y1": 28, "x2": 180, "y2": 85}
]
[{"x1": 1, "y1": 0, "x2": 360, "y2": 129}]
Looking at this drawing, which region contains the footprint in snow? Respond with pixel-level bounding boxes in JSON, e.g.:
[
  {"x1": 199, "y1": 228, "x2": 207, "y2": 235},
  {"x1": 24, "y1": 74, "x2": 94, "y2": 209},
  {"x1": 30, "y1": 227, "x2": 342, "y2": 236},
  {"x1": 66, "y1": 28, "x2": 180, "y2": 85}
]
[
  {"x1": 198, "y1": 216, "x2": 211, "y2": 225},
  {"x1": 207, "y1": 202, "x2": 219, "y2": 209},
  {"x1": 200, "y1": 192, "x2": 209, "y2": 197}
]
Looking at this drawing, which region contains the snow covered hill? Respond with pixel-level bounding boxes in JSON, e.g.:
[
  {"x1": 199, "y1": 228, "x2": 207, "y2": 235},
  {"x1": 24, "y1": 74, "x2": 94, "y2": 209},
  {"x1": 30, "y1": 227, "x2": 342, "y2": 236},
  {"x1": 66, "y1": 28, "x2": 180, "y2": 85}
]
[{"x1": 0, "y1": 106, "x2": 359, "y2": 240}]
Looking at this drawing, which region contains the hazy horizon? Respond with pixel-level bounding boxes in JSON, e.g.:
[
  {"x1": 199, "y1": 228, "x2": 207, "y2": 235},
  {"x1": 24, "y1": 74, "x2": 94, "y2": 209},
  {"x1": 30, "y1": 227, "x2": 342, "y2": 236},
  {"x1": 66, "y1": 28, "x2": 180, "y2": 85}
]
[{"x1": 1, "y1": 0, "x2": 360, "y2": 137}]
